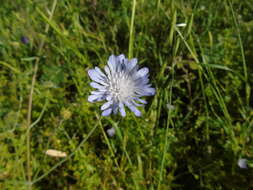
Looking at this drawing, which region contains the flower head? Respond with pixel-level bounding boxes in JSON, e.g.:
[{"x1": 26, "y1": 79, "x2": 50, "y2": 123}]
[
  {"x1": 88, "y1": 54, "x2": 155, "y2": 117},
  {"x1": 238, "y1": 158, "x2": 248, "y2": 169},
  {"x1": 106, "y1": 127, "x2": 116, "y2": 137},
  {"x1": 21, "y1": 36, "x2": 29, "y2": 44}
]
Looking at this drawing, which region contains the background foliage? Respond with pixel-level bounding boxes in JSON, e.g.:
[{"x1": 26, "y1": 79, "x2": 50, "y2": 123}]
[{"x1": 0, "y1": 0, "x2": 253, "y2": 189}]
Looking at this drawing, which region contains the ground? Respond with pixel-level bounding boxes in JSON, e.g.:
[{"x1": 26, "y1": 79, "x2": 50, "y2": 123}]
[{"x1": 0, "y1": 0, "x2": 253, "y2": 189}]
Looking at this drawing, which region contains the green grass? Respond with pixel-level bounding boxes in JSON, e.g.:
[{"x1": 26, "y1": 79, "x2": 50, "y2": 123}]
[{"x1": 0, "y1": 0, "x2": 253, "y2": 189}]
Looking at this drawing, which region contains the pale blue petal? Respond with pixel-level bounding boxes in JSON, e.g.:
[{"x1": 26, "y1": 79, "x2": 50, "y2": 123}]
[
  {"x1": 136, "y1": 67, "x2": 149, "y2": 78},
  {"x1": 134, "y1": 76, "x2": 149, "y2": 86},
  {"x1": 136, "y1": 87, "x2": 156, "y2": 96},
  {"x1": 117, "y1": 54, "x2": 126, "y2": 64},
  {"x1": 108, "y1": 55, "x2": 117, "y2": 74},
  {"x1": 131, "y1": 100, "x2": 144, "y2": 107},
  {"x1": 88, "y1": 69, "x2": 107, "y2": 85},
  {"x1": 101, "y1": 101, "x2": 113, "y2": 110},
  {"x1": 135, "y1": 98, "x2": 147, "y2": 104},
  {"x1": 112, "y1": 103, "x2": 119, "y2": 114},
  {"x1": 88, "y1": 94, "x2": 104, "y2": 102},
  {"x1": 119, "y1": 62, "x2": 127, "y2": 71},
  {"x1": 87, "y1": 69, "x2": 101, "y2": 80},
  {"x1": 131, "y1": 107, "x2": 141, "y2": 117},
  {"x1": 145, "y1": 87, "x2": 156, "y2": 96},
  {"x1": 90, "y1": 82, "x2": 107, "y2": 89},
  {"x1": 125, "y1": 102, "x2": 141, "y2": 117},
  {"x1": 116, "y1": 54, "x2": 126, "y2": 72},
  {"x1": 102, "y1": 108, "x2": 112, "y2": 116},
  {"x1": 104, "y1": 66, "x2": 111, "y2": 79},
  {"x1": 128, "y1": 64, "x2": 139, "y2": 75},
  {"x1": 95, "y1": 67, "x2": 107, "y2": 78},
  {"x1": 91, "y1": 91, "x2": 107, "y2": 97},
  {"x1": 119, "y1": 102, "x2": 126, "y2": 117},
  {"x1": 88, "y1": 95, "x2": 98, "y2": 102},
  {"x1": 126, "y1": 58, "x2": 137, "y2": 71},
  {"x1": 106, "y1": 95, "x2": 113, "y2": 101}
]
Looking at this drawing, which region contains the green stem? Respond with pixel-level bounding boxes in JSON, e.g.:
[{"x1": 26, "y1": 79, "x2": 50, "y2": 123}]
[
  {"x1": 228, "y1": 0, "x2": 249, "y2": 107},
  {"x1": 128, "y1": 0, "x2": 136, "y2": 58},
  {"x1": 26, "y1": 0, "x2": 58, "y2": 189}
]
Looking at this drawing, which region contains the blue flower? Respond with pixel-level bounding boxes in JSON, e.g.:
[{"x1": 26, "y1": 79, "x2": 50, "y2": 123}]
[
  {"x1": 238, "y1": 158, "x2": 248, "y2": 169},
  {"x1": 21, "y1": 36, "x2": 29, "y2": 44},
  {"x1": 88, "y1": 54, "x2": 155, "y2": 117},
  {"x1": 106, "y1": 127, "x2": 116, "y2": 137}
]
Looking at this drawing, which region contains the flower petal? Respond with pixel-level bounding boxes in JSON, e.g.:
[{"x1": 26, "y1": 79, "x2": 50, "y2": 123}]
[
  {"x1": 131, "y1": 100, "x2": 144, "y2": 107},
  {"x1": 88, "y1": 94, "x2": 104, "y2": 102},
  {"x1": 108, "y1": 55, "x2": 117, "y2": 74},
  {"x1": 135, "y1": 98, "x2": 147, "y2": 104},
  {"x1": 104, "y1": 66, "x2": 111, "y2": 79},
  {"x1": 95, "y1": 67, "x2": 107, "y2": 78},
  {"x1": 116, "y1": 54, "x2": 127, "y2": 72},
  {"x1": 125, "y1": 102, "x2": 141, "y2": 117},
  {"x1": 102, "y1": 108, "x2": 112, "y2": 116},
  {"x1": 134, "y1": 76, "x2": 150, "y2": 86},
  {"x1": 112, "y1": 103, "x2": 119, "y2": 114},
  {"x1": 136, "y1": 87, "x2": 156, "y2": 96},
  {"x1": 136, "y1": 67, "x2": 149, "y2": 78},
  {"x1": 90, "y1": 82, "x2": 107, "y2": 89},
  {"x1": 117, "y1": 54, "x2": 126, "y2": 64},
  {"x1": 144, "y1": 87, "x2": 156, "y2": 96},
  {"x1": 127, "y1": 58, "x2": 137, "y2": 71},
  {"x1": 101, "y1": 101, "x2": 113, "y2": 110},
  {"x1": 88, "y1": 69, "x2": 107, "y2": 85},
  {"x1": 91, "y1": 91, "x2": 106, "y2": 95},
  {"x1": 106, "y1": 95, "x2": 113, "y2": 101},
  {"x1": 119, "y1": 102, "x2": 126, "y2": 117}
]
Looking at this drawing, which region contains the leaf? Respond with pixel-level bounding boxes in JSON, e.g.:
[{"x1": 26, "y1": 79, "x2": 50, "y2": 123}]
[{"x1": 201, "y1": 63, "x2": 233, "y2": 71}]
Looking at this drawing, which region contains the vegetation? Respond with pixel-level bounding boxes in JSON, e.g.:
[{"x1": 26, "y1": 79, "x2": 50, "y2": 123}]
[{"x1": 0, "y1": 0, "x2": 253, "y2": 189}]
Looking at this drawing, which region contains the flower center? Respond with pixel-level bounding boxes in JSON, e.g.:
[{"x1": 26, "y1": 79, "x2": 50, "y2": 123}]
[{"x1": 108, "y1": 72, "x2": 135, "y2": 102}]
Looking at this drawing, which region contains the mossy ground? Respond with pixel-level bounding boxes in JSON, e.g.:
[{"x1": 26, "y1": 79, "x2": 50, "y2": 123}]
[{"x1": 0, "y1": 0, "x2": 253, "y2": 189}]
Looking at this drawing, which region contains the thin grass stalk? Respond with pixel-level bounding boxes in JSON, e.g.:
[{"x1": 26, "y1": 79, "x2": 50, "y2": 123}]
[
  {"x1": 157, "y1": 58, "x2": 175, "y2": 190},
  {"x1": 228, "y1": 0, "x2": 249, "y2": 107},
  {"x1": 97, "y1": 115, "x2": 124, "y2": 173},
  {"x1": 26, "y1": 0, "x2": 58, "y2": 189},
  {"x1": 128, "y1": 0, "x2": 136, "y2": 59}
]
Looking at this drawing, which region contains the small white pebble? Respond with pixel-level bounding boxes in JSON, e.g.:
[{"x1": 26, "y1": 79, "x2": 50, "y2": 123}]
[
  {"x1": 107, "y1": 127, "x2": 116, "y2": 137},
  {"x1": 238, "y1": 158, "x2": 247, "y2": 169},
  {"x1": 45, "y1": 149, "x2": 67, "y2": 158},
  {"x1": 176, "y1": 23, "x2": 187, "y2": 27}
]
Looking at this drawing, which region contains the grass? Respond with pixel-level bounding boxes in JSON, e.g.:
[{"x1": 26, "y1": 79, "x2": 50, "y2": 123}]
[{"x1": 0, "y1": 0, "x2": 253, "y2": 189}]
